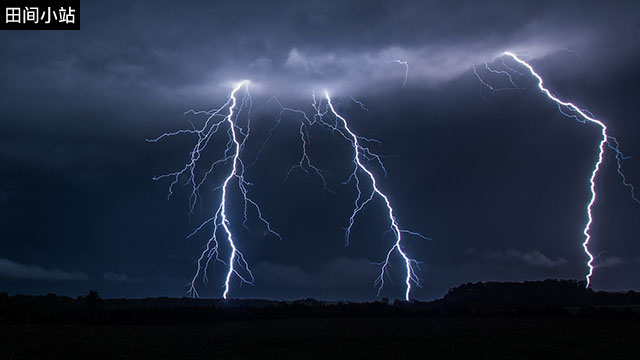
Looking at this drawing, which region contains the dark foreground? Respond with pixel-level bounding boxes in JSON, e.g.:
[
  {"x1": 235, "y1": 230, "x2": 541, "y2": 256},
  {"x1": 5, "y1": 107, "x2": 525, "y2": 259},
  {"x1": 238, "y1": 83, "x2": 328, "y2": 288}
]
[
  {"x1": 2, "y1": 317, "x2": 639, "y2": 359},
  {"x1": 3, "y1": 280, "x2": 640, "y2": 359}
]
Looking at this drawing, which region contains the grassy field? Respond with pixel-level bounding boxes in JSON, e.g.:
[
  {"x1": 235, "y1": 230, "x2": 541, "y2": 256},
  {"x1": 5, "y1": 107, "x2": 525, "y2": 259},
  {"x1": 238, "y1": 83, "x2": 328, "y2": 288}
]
[{"x1": 1, "y1": 317, "x2": 639, "y2": 359}]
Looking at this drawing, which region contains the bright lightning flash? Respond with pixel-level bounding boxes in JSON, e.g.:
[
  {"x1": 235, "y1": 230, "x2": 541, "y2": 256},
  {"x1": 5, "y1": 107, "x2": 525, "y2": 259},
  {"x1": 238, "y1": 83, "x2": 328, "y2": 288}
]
[
  {"x1": 148, "y1": 81, "x2": 281, "y2": 299},
  {"x1": 264, "y1": 91, "x2": 428, "y2": 300},
  {"x1": 325, "y1": 91, "x2": 428, "y2": 301},
  {"x1": 475, "y1": 51, "x2": 640, "y2": 287}
]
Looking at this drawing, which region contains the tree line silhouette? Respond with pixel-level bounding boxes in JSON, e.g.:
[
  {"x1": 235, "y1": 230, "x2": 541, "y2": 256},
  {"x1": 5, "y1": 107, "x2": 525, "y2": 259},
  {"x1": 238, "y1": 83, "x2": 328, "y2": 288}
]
[{"x1": 1, "y1": 280, "x2": 638, "y2": 324}]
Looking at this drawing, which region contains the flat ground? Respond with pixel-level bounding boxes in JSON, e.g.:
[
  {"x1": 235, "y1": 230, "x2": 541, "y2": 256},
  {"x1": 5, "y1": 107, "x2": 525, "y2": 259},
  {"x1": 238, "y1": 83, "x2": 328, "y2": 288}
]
[{"x1": 1, "y1": 317, "x2": 639, "y2": 359}]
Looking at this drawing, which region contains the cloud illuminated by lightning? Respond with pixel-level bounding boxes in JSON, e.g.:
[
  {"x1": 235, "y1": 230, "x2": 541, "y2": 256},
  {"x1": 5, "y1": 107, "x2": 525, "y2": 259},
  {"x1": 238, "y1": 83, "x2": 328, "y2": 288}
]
[{"x1": 148, "y1": 81, "x2": 281, "y2": 299}]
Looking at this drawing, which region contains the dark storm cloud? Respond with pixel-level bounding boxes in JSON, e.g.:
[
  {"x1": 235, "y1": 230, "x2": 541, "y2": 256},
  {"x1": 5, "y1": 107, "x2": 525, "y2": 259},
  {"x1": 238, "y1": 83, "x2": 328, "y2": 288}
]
[
  {"x1": 103, "y1": 272, "x2": 142, "y2": 283},
  {"x1": 2, "y1": 0, "x2": 637, "y2": 106},
  {"x1": 249, "y1": 257, "x2": 380, "y2": 300},
  {"x1": 0, "y1": 258, "x2": 89, "y2": 281},
  {"x1": 470, "y1": 248, "x2": 569, "y2": 268},
  {"x1": 1, "y1": 1, "x2": 639, "y2": 299},
  {"x1": 593, "y1": 256, "x2": 626, "y2": 269}
]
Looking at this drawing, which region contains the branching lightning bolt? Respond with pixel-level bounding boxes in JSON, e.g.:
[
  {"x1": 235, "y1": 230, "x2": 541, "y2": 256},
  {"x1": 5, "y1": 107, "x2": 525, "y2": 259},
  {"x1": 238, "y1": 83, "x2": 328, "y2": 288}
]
[
  {"x1": 267, "y1": 92, "x2": 428, "y2": 300},
  {"x1": 325, "y1": 91, "x2": 428, "y2": 301},
  {"x1": 266, "y1": 96, "x2": 335, "y2": 196},
  {"x1": 148, "y1": 81, "x2": 281, "y2": 299},
  {"x1": 146, "y1": 48, "x2": 636, "y2": 299},
  {"x1": 475, "y1": 51, "x2": 640, "y2": 287}
]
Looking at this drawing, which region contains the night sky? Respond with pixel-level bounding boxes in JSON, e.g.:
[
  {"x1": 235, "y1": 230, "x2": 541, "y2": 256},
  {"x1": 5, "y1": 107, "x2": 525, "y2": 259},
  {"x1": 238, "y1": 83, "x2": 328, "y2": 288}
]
[{"x1": 1, "y1": 0, "x2": 639, "y2": 301}]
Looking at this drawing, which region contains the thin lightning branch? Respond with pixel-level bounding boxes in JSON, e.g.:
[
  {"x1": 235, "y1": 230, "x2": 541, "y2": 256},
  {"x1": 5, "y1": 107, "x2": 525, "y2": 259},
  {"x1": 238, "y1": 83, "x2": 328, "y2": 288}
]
[
  {"x1": 483, "y1": 61, "x2": 518, "y2": 88},
  {"x1": 472, "y1": 61, "x2": 523, "y2": 104},
  {"x1": 246, "y1": 114, "x2": 281, "y2": 169},
  {"x1": 349, "y1": 95, "x2": 370, "y2": 114},
  {"x1": 148, "y1": 81, "x2": 280, "y2": 299},
  {"x1": 391, "y1": 59, "x2": 409, "y2": 86},
  {"x1": 268, "y1": 96, "x2": 334, "y2": 195},
  {"x1": 607, "y1": 137, "x2": 640, "y2": 204},
  {"x1": 325, "y1": 91, "x2": 428, "y2": 301},
  {"x1": 499, "y1": 57, "x2": 525, "y2": 76},
  {"x1": 563, "y1": 48, "x2": 583, "y2": 60},
  {"x1": 491, "y1": 51, "x2": 639, "y2": 287},
  {"x1": 472, "y1": 63, "x2": 519, "y2": 92}
]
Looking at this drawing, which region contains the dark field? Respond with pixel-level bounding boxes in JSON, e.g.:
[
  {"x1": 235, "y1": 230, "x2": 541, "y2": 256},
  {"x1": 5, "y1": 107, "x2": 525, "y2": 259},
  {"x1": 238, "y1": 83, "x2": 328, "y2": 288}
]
[{"x1": 2, "y1": 317, "x2": 639, "y2": 359}]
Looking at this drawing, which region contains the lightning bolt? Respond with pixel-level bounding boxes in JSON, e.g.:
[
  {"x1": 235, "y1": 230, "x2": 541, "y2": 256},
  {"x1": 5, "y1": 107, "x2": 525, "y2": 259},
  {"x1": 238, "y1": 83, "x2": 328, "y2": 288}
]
[
  {"x1": 475, "y1": 51, "x2": 640, "y2": 287},
  {"x1": 391, "y1": 59, "x2": 409, "y2": 86},
  {"x1": 267, "y1": 91, "x2": 427, "y2": 300},
  {"x1": 324, "y1": 91, "x2": 428, "y2": 301},
  {"x1": 148, "y1": 81, "x2": 281, "y2": 299}
]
